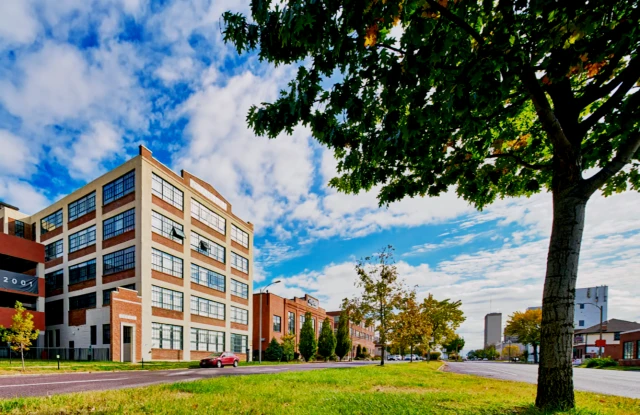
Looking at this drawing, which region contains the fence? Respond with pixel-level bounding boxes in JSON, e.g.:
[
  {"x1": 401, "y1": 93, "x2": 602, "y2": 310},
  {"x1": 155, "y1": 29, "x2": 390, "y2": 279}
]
[{"x1": 0, "y1": 347, "x2": 110, "y2": 361}]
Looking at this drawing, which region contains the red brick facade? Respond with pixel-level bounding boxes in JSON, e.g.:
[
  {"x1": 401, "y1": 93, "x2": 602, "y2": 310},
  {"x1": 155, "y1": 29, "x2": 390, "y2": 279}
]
[
  {"x1": 151, "y1": 269, "x2": 184, "y2": 287},
  {"x1": 68, "y1": 244, "x2": 96, "y2": 261},
  {"x1": 102, "y1": 229, "x2": 135, "y2": 249},
  {"x1": 619, "y1": 330, "x2": 640, "y2": 366},
  {"x1": 110, "y1": 288, "x2": 142, "y2": 362},
  {"x1": 68, "y1": 211, "x2": 96, "y2": 231},
  {"x1": 102, "y1": 192, "x2": 135, "y2": 215},
  {"x1": 151, "y1": 232, "x2": 184, "y2": 253},
  {"x1": 191, "y1": 217, "x2": 226, "y2": 242},
  {"x1": 191, "y1": 250, "x2": 225, "y2": 272},
  {"x1": 152, "y1": 194, "x2": 184, "y2": 219}
]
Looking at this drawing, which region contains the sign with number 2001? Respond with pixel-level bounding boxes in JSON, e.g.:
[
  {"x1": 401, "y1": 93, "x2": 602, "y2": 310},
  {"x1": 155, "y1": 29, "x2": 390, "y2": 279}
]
[{"x1": 0, "y1": 270, "x2": 38, "y2": 294}]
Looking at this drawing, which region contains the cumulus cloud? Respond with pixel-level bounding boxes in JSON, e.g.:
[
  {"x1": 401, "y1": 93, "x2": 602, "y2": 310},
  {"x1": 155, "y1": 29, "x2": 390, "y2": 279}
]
[{"x1": 0, "y1": 130, "x2": 38, "y2": 178}]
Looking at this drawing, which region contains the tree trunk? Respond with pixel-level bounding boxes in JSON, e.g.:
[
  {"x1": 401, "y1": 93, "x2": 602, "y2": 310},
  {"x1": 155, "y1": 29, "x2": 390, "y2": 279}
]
[
  {"x1": 21, "y1": 348, "x2": 25, "y2": 372},
  {"x1": 536, "y1": 194, "x2": 587, "y2": 410}
]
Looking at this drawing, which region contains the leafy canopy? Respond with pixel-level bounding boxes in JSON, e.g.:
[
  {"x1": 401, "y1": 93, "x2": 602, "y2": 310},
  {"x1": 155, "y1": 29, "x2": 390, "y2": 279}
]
[
  {"x1": 422, "y1": 294, "x2": 465, "y2": 349},
  {"x1": 505, "y1": 308, "x2": 542, "y2": 347},
  {"x1": 390, "y1": 290, "x2": 432, "y2": 352},
  {"x1": 223, "y1": 1, "x2": 640, "y2": 206}
]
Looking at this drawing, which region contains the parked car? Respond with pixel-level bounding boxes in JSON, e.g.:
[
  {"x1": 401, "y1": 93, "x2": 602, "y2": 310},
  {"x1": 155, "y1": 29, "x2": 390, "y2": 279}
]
[
  {"x1": 404, "y1": 354, "x2": 421, "y2": 361},
  {"x1": 199, "y1": 352, "x2": 240, "y2": 368},
  {"x1": 387, "y1": 354, "x2": 399, "y2": 361}
]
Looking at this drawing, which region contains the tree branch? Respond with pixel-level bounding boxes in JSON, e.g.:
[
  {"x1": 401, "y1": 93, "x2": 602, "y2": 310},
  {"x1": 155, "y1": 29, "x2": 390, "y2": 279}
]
[
  {"x1": 375, "y1": 44, "x2": 405, "y2": 55},
  {"x1": 425, "y1": 0, "x2": 484, "y2": 45},
  {"x1": 580, "y1": 132, "x2": 640, "y2": 197},
  {"x1": 486, "y1": 153, "x2": 552, "y2": 171}
]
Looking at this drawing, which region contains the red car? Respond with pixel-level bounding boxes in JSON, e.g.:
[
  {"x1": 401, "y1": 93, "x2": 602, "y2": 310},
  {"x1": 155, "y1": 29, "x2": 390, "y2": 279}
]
[{"x1": 199, "y1": 352, "x2": 240, "y2": 368}]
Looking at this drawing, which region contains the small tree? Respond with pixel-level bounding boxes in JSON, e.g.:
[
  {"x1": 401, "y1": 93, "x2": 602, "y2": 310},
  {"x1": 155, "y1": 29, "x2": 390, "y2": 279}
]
[
  {"x1": 1, "y1": 301, "x2": 39, "y2": 371},
  {"x1": 281, "y1": 334, "x2": 296, "y2": 362},
  {"x1": 264, "y1": 337, "x2": 283, "y2": 362},
  {"x1": 298, "y1": 312, "x2": 317, "y2": 362},
  {"x1": 317, "y1": 317, "x2": 337, "y2": 361},
  {"x1": 502, "y1": 345, "x2": 522, "y2": 361},
  {"x1": 390, "y1": 290, "x2": 432, "y2": 362},
  {"x1": 443, "y1": 335, "x2": 466, "y2": 362},
  {"x1": 356, "y1": 344, "x2": 362, "y2": 359},
  {"x1": 362, "y1": 347, "x2": 368, "y2": 357},
  {"x1": 334, "y1": 311, "x2": 352, "y2": 361},
  {"x1": 422, "y1": 295, "x2": 465, "y2": 356},
  {"x1": 505, "y1": 309, "x2": 542, "y2": 364}
]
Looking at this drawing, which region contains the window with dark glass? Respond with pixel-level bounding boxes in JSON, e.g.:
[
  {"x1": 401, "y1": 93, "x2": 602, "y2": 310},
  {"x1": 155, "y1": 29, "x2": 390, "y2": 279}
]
[
  {"x1": 69, "y1": 292, "x2": 96, "y2": 310},
  {"x1": 191, "y1": 263, "x2": 224, "y2": 292},
  {"x1": 103, "y1": 284, "x2": 136, "y2": 305},
  {"x1": 614, "y1": 332, "x2": 621, "y2": 341},
  {"x1": 103, "y1": 246, "x2": 135, "y2": 275},
  {"x1": 103, "y1": 208, "x2": 135, "y2": 240},
  {"x1": 231, "y1": 224, "x2": 249, "y2": 248},
  {"x1": 288, "y1": 312, "x2": 295, "y2": 334},
  {"x1": 152, "y1": 285, "x2": 183, "y2": 311},
  {"x1": 191, "y1": 232, "x2": 225, "y2": 262},
  {"x1": 45, "y1": 239, "x2": 63, "y2": 261},
  {"x1": 151, "y1": 211, "x2": 184, "y2": 243},
  {"x1": 68, "y1": 225, "x2": 96, "y2": 253},
  {"x1": 230, "y1": 334, "x2": 247, "y2": 353},
  {"x1": 637, "y1": 340, "x2": 640, "y2": 359},
  {"x1": 190, "y1": 328, "x2": 224, "y2": 352},
  {"x1": 68, "y1": 192, "x2": 96, "y2": 221},
  {"x1": 103, "y1": 324, "x2": 111, "y2": 344},
  {"x1": 90, "y1": 325, "x2": 97, "y2": 345},
  {"x1": 230, "y1": 306, "x2": 248, "y2": 325},
  {"x1": 623, "y1": 341, "x2": 634, "y2": 359},
  {"x1": 273, "y1": 315, "x2": 281, "y2": 332},
  {"x1": 152, "y1": 322, "x2": 182, "y2": 350},
  {"x1": 230, "y1": 252, "x2": 248, "y2": 273},
  {"x1": 152, "y1": 248, "x2": 183, "y2": 277},
  {"x1": 14, "y1": 220, "x2": 25, "y2": 238},
  {"x1": 41, "y1": 209, "x2": 63, "y2": 234},
  {"x1": 45, "y1": 270, "x2": 63, "y2": 294},
  {"x1": 578, "y1": 320, "x2": 584, "y2": 327},
  {"x1": 230, "y1": 279, "x2": 248, "y2": 299},
  {"x1": 152, "y1": 173, "x2": 184, "y2": 210},
  {"x1": 103, "y1": 170, "x2": 135, "y2": 205},
  {"x1": 68, "y1": 259, "x2": 96, "y2": 285}
]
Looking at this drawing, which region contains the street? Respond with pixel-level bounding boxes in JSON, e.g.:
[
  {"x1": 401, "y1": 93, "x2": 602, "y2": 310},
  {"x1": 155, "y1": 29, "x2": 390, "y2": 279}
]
[
  {"x1": 0, "y1": 361, "x2": 400, "y2": 399},
  {"x1": 446, "y1": 361, "x2": 640, "y2": 399}
]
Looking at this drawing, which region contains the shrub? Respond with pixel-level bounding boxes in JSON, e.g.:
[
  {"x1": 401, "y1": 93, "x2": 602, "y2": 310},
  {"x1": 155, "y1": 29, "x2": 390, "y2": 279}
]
[
  {"x1": 429, "y1": 352, "x2": 442, "y2": 361},
  {"x1": 264, "y1": 337, "x2": 283, "y2": 362},
  {"x1": 373, "y1": 356, "x2": 382, "y2": 361},
  {"x1": 281, "y1": 334, "x2": 295, "y2": 362},
  {"x1": 585, "y1": 357, "x2": 618, "y2": 368},
  {"x1": 356, "y1": 344, "x2": 362, "y2": 358}
]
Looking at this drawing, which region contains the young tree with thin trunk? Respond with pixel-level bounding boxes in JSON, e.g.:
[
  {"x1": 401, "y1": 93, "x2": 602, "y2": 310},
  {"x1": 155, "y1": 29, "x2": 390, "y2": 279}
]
[
  {"x1": 390, "y1": 290, "x2": 431, "y2": 362},
  {"x1": 422, "y1": 295, "x2": 465, "y2": 355},
  {"x1": 1, "y1": 301, "x2": 39, "y2": 371},
  {"x1": 298, "y1": 312, "x2": 317, "y2": 362},
  {"x1": 318, "y1": 317, "x2": 337, "y2": 361},
  {"x1": 223, "y1": 2, "x2": 640, "y2": 410},
  {"x1": 505, "y1": 309, "x2": 542, "y2": 364},
  {"x1": 334, "y1": 311, "x2": 352, "y2": 361},
  {"x1": 443, "y1": 335, "x2": 466, "y2": 361}
]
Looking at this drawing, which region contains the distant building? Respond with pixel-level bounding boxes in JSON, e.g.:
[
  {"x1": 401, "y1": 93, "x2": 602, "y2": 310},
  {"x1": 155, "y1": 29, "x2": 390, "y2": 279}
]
[
  {"x1": 575, "y1": 286, "x2": 608, "y2": 329},
  {"x1": 484, "y1": 313, "x2": 502, "y2": 348},
  {"x1": 573, "y1": 319, "x2": 640, "y2": 360},
  {"x1": 327, "y1": 311, "x2": 376, "y2": 359}
]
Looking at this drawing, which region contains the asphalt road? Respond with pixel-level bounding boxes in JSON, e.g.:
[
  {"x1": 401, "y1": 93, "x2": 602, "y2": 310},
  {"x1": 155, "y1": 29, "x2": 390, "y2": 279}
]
[
  {"x1": 0, "y1": 361, "x2": 399, "y2": 399},
  {"x1": 446, "y1": 361, "x2": 640, "y2": 399}
]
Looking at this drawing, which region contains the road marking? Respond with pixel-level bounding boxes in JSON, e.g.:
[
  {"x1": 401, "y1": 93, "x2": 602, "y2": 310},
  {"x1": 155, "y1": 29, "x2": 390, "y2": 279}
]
[{"x1": 0, "y1": 378, "x2": 129, "y2": 388}]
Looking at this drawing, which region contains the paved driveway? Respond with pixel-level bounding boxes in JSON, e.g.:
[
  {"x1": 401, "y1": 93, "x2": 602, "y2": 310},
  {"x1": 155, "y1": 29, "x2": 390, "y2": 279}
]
[
  {"x1": 0, "y1": 361, "x2": 402, "y2": 399},
  {"x1": 446, "y1": 361, "x2": 640, "y2": 399}
]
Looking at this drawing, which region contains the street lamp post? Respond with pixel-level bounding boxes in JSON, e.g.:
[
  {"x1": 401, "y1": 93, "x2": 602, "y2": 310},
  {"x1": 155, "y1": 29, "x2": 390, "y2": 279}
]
[
  {"x1": 258, "y1": 280, "x2": 281, "y2": 364},
  {"x1": 580, "y1": 303, "x2": 604, "y2": 358}
]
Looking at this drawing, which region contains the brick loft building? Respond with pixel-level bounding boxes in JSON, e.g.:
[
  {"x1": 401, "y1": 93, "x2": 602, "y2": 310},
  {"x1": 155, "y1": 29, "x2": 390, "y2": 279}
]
[
  {"x1": 252, "y1": 293, "x2": 328, "y2": 355},
  {"x1": 0, "y1": 146, "x2": 254, "y2": 362},
  {"x1": 326, "y1": 311, "x2": 376, "y2": 359},
  {"x1": 0, "y1": 203, "x2": 46, "y2": 344}
]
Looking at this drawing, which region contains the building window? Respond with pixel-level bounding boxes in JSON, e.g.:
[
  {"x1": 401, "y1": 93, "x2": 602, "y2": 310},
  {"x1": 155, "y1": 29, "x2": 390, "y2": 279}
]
[
  {"x1": 191, "y1": 263, "x2": 225, "y2": 292},
  {"x1": 614, "y1": 332, "x2": 621, "y2": 341},
  {"x1": 579, "y1": 304, "x2": 585, "y2": 309},
  {"x1": 230, "y1": 306, "x2": 248, "y2": 325},
  {"x1": 623, "y1": 341, "x2": 634, "y2": 359},
  {"x1": 191, "y1": 232, "x2": 225, "y2": 263},
  {"x1": 578, "y1": 320, "x2": 584, "y2": 327},
  {"x1": 230, "y1": 279, "x2": 248, "y2": 299},
  {"x1": 45, "y1": 239, "x2": 63, "y2": 261},
  {"x1": 103, "y1": 208, "x2": 135, "y2": 240},
  {"x1": 103, "y1": 170, "x2": 135, "y2": 205},
  {"x1": 152, "y1": 248, "x2": 183, "y2": 278},
  {"x1": 288, "y1": 312, "x2": 295, "y2": 334},
  {"x1": 190, "y1": 296, "x2": 225, "y2": 320},
  {"x1": 230, "y1": 333, "x2": 247, "y2": 353},
  {"x1": 151, "y1": 211, "x2": 185, "y2": 243},
  {"x1": 273, "y1": 315, "x2": 281, "y2": 332},
  {"x1": 230, "y1": 252, "x2": 248, "y2": 273},
  {"x1": 103, "y1": 324, "x2": 111, "y2": 345},
  {"x1": 90, "y1": 325, "x2": 97, "y2": 345},
  {"x1": 300, "y1": 314, "x2": 305, "y2": 330},
  {"x1": 152, "y1": 173, "x2": 184, "y2": 210},
  {"x1": 68, "y1": 192, "x2": 96, "y2": 222},
  {"x1": 102, "y1": 284, "x2": 135, "y2": 306},
  {"x1": 191, "y1": 199, "x2": 225, "y2": 234},
  {"x1": 152, "y1": 285, "x2": 183, "y2": 311},
  {"x1": 45, "y1": 270, "x2": 63, "y2": 294},
  {"x1": 14, "y1": 220, "x2": 25, "y2": 238},
  {"x1": 69, "y1": 293, "x2": 97, "y2": 310},
  {"x1": 231, "y1": 225, "x2": 249, "y2": 248},
  {"x1": 69, "y1": 259, "x2": 96, "y2": 285},
  {"x1": 41, "y1": 209, "x2": 63, "y2": 235},
  {"x1": 190, "y1": 328, "x2": 225, "y2": 352},
  {"x1": 152, "y1": 322, "x2": 182, "y2": 350},
  {"x1": 637, "y1": 341, "x2": 640, "y2": 359},
  {"x1": 68, "y1": 225, "x2": 96, "y2": 253},
  {"x1": 103, "y1": 246, "x2": 135, "y2": 275}
]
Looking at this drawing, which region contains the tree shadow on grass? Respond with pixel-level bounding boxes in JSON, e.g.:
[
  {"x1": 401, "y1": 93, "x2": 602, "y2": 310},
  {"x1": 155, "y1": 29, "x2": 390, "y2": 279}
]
[{"x1": 507, "y1": 404, "x2": 603, "y2": 415}]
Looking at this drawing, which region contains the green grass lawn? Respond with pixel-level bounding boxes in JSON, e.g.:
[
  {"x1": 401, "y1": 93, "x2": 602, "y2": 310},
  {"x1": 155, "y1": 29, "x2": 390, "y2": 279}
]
[
  {"x1": 0, "y1": 359, "x2": 297, "y2": 375},
  {"x1": 1, "y1": 362, "x2": 638, "y2": 414}
]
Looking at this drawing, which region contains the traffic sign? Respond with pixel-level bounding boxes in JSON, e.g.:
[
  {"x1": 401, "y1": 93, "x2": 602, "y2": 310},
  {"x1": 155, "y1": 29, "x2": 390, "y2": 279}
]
[{"x1": 595, "y1": 339, "x2": 606, "y2": 347}]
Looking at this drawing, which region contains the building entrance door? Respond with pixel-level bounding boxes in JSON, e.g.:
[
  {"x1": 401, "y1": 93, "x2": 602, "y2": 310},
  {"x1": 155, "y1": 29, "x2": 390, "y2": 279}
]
[
  {"x1": 122, "y1": 326, "x2": 132, "y2": 362},
  {"x1": 69, "y1": 341, "x2": 75, "y2": 360}
]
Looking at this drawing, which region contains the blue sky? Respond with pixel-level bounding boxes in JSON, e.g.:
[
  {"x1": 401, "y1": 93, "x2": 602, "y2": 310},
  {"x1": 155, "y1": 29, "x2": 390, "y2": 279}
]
[{"x1": 1, "y1": 0, "x2": 639, "y2": 351}]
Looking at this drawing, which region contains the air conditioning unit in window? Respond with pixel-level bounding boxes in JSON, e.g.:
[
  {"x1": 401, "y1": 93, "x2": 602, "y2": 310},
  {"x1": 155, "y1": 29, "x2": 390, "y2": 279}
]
[
  {"x1": 172, "y1": 227, "x2": 185, "y2": 239},
  {"x1": 199, "y1": 240, "x2": 209, "y2": 251}
]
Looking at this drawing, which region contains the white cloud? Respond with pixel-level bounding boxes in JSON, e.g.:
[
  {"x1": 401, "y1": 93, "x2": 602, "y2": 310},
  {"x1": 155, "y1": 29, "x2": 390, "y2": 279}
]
[
  {"x1": 403, "y1": 232, "x2": 486, "y2": 256},
  {"x1": 0, "y1": 178, "x2": 50, "y2": 214},
  {"x1": 0, "y1": 130, "x2": 37, "y2": 178},
  {"x1": 0, "y1": 1, "x2": 39, "y2": 47}
]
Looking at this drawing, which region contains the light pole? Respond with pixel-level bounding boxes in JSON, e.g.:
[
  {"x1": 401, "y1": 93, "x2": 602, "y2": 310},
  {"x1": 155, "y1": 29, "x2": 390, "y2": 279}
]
[
  {"x1": 258, "y1": 280, "x2": 281, "y2": 364},
  {"x1": 580, "y1": 303, "x2": 604, "y2": 358}
]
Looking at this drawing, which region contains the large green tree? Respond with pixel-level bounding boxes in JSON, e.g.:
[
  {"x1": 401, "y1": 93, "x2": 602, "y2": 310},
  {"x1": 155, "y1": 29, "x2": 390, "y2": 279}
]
[
  {"x1": 422, "y1": 294, "x2": 465, "y2": 353},
  {"x1": 223, "y1": 1, "x2": 640, "y2": 410},
  {"x1": 299, "y1": 312, "x2": 317, "y2": 361},
  {"x1": 318, "y1": 317, "x2": 337, "y2": 360},
  {"x1": 334, "y1": 311, "x2": 352, "y2": 361}
]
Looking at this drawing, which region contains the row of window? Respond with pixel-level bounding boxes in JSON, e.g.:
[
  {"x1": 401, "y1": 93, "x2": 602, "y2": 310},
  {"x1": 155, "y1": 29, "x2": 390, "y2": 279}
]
[
  {"x1": 67, "y1": 288, "x2": 139, "y2": 311},
  {"x1": 152, "y1": 323, "x2": 248, "y2": 353},
  {"x1": 622, "y1": 341, "x2": 640, "y2": 360}
]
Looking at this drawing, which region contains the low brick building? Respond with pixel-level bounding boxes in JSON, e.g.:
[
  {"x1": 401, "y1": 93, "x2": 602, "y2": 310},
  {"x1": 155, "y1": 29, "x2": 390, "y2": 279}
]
[
  {"x1": 327, "y1": 311, "x2": 376, "y2": 359},
  {"x1": 619, "y1": 329, "x2": 640, "y2": 367},
  {"x1": 573, "y1": 319, "x2": 640, "y2": 359}
]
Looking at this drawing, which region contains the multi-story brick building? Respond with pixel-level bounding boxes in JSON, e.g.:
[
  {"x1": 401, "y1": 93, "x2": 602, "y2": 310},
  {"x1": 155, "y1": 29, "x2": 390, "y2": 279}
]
[
  {"x1": 0, "y1": 146, "x2": 254, "y2": 362},
  {"x1": 0, "y1": 203, "x2": 46, "y2": 345},
  {"x1": 326, "y1": 311, "x2": 376, "y2": 358},
  {"x1": 252, "y1": 293, "x2": 328, "y2": 355}
]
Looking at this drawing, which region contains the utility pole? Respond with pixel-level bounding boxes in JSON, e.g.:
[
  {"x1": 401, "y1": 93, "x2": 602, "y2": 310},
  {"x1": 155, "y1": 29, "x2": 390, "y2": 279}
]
[
  {"x1": 258, "y1": 280, "x2": 281, "y2": 364},
  {"x1": 581, "y1": 303, "x2": 604, "y2": 358}
]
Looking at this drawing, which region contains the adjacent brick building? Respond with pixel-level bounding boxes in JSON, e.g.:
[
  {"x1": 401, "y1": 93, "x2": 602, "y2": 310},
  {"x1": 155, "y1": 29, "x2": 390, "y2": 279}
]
[
  {"x1": 573, "y1": 319, "x2": 640, "y2": 360},
  {"x1": 327, "y1": 311, "x2": 376, "y2": 358},
  {"x1": 619, "y1": 329, "x2": 640, "y2": 367},
  {"x1": 0, "y1": 146, "x2": 254, "y2": 362}
]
